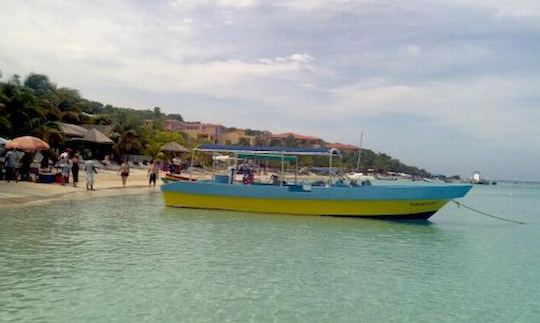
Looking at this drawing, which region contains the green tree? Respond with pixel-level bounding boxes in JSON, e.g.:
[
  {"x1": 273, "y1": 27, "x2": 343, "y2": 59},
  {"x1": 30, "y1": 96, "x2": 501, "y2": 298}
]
[
  {"x1": 24, "y1": 73, "x2": 56, "y2": 98},
  {"x1": 167, "y1": 113, "x2": 184, "y2": 121},
  {"x1": 0, "y1": 81, "x2": 44, "y2": 137},
  {"x1": 238, "y1": 137, "x2": 251, "y2": 146},
  {"x1": 284, "y1": 134, "x2": 299, "y2": 147},
  {"x1": 113, "y1": 129, "x2": 144, "y2": 160},
  {"x1": 153, "y1": 106, "x2": 163, "y2": 119},
  {"x1": 145, "y1": 131, "x2": 187, "y2": 158}
]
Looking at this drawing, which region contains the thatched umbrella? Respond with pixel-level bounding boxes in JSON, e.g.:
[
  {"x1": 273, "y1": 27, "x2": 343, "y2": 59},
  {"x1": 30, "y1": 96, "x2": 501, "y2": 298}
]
[
  {"x1": 5, "y1": 136, "x2": 49, "y2": 152},
  {"x1": 161, "y1": 142, "x2": 189, "y2": 153},
  {"x1": 68, "y1": 128, "x2": 113, "y2": 160},
  {"x1": 80, "y1": 128, "x2": 114, "y2": 144},
  {"x1": 54, "y1": 121, "x2": 88, "y2": 138},
  {"x1": 160, "y1": 142, "x2": 189, "y2": 173}
]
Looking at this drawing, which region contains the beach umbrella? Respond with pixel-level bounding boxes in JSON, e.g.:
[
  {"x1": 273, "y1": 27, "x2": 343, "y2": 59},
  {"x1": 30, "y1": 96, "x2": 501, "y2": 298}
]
[
  {"x1": 161, "y1": 142, "x2": 189, "y2": 153},
  {"x1": 5, "y1": 136, "x2": 49, "y2": 152},
  {"x1": 0, "y1": 137, "x2": 8, "y2": 146}
]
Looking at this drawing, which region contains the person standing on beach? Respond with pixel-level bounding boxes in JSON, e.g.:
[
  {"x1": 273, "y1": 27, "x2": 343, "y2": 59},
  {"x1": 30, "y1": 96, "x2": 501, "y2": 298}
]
[
  {"x1": 60, "y1": 156, "x2": 71, "y2": 185},
  {"x1": 20, "y1": 153, "x2": 32, "y2": 181},
  {"x1": 4, "y1": 148, "x2": 16, "y2": 182},
  {"x1": 119, "y1": 160, "x2": 130, "y2": 188},
  {"x1": 40, "y1": 151, "x2": 50, "y2": 171},
  {"x1": 85, "y1": 160, "x2": 98, "y2": 190},
  {"x1": 71, "y1": 154, "x2": 80, "y2": 187},
  {"x1": 147, "y1": 159, "x2": 159, "y2": 187}
]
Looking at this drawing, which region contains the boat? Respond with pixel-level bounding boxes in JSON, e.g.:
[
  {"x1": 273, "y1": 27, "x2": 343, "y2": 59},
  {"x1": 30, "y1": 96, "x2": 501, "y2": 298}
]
[
  {"x1": 375, "y1": 174, "x2": 398, "y2": 181},
  {"x1": 344, "y1": 172, "x2": 375, "y2": 183},
  {"x1": 164, "y1": 172, "x2": 197, "y2": 182},
  {"x1": 161, "y1": 145, "x2": 472, "y2": 220},
  {"x1": 469, "y1": 171, "x2": 496, "y2": 185}
]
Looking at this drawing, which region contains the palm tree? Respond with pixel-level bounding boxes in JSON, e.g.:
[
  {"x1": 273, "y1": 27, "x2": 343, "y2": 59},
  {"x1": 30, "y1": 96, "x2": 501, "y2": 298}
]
[{"x1": 1, "y1": 82, "x2": 46, "y2": 137}]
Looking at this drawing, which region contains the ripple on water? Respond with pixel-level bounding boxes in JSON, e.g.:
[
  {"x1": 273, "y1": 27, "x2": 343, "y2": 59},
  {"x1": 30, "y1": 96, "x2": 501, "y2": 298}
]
[{"x1": 1, "y1": 186, "x2": 540, "y2": 322}]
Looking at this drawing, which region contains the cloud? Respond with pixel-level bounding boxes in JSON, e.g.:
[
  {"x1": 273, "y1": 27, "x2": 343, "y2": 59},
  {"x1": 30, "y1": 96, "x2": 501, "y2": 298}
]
[
  {"x1": 329, "y1": 76, "x2": 540, "y2": 147},
  {"x1": 109, "y1": 55, "x2": 320, "y2": 96},
  {"x1": 170, "y1": 0, "x2": 258, "y2": 9},
  {"x1": 444, "y1": 0, "x2": 540, "y2": 17},
  {"x1": 1, "y1": 0, "x2": 539, "y2": 179},
  {"x1": 167, "y1": 0, "x2": 540, "y2": 18}
]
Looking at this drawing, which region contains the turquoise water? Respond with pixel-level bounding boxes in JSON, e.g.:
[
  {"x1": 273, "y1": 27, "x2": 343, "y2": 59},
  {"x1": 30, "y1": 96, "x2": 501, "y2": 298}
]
[{"x1": 1, "y1": 183, "x2": 539, "y2": 322}]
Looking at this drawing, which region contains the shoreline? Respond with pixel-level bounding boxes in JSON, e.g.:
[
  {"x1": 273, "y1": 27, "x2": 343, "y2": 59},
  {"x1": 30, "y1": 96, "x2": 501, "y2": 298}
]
[{"x1": 0, "y1": 168, "x2": 160, "y2": 208}]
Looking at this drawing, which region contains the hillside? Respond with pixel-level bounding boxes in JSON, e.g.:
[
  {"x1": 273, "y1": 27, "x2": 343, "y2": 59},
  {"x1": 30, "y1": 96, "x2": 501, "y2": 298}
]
[{"x1": 0, "y1": 71, "x2": 430, "y2": 177}]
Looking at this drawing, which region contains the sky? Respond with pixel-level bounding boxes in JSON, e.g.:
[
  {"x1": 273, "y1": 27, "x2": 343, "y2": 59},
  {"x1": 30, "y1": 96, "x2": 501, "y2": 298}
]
[{"x1": 1, "y1": 0, "x2": 539, "y2": 181}]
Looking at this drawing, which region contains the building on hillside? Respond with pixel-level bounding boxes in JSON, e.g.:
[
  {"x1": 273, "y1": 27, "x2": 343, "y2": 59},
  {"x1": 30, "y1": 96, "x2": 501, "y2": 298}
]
[
  {"x1": 162, "y1": 119, "x2": 183, "y2": 132},
  {"x1": 217, "y1": 130, "x2": 256, "y2": 146},
  {"x1": 326, "y1": 142, "x2": 361, "y2": 153},
  {"x1": 164, "y1": 120, "x2": 226, "y2": 143},
  {"x1": 268, "y1": 132, "x2": 323, "y2": 147}
]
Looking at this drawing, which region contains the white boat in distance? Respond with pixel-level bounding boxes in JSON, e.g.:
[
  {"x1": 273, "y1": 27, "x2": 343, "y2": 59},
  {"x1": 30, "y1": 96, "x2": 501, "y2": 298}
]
[{"x1": 344, "y1": 172, "x2": 376, "y2": 182}]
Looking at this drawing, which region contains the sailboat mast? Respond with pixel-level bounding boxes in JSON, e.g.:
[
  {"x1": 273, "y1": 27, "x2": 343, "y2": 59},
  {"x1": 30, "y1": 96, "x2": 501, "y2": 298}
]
[{"x1": 356, "y1": 130, "x2": 364, "y2": 171}]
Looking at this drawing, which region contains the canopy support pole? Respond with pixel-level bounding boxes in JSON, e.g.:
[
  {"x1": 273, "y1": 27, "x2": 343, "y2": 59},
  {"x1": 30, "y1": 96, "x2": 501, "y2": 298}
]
[
  {"x1": 295, "y1": 156, "x2": 298, "y2": 185},
  {"x1": 211, "y1": 154, "x2": 215, "y2": 179},
  {"x1": 329, "y1": 152, "x2": 333, "y2": 186},
  {"x1": 280, "y1": 152, "x2": 285, "y2": 186},
  {"x1": 233, "y1": 153, "x2": 238, "y2": 185}
]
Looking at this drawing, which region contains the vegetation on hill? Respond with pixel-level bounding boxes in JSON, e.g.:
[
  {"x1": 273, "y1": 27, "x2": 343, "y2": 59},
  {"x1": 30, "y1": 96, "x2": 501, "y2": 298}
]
[{"x1": 0, "y1": 71, "x2": 430, "y2": 176}]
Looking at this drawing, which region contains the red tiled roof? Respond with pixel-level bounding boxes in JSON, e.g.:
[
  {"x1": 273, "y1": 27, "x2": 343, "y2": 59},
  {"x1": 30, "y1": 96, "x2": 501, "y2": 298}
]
[
  {"x1": 270, "y1": 132, "x2": 320, "y2": 141},
  {"x1": 327, "y1": 142, "x2": 360, "y2": 150}
]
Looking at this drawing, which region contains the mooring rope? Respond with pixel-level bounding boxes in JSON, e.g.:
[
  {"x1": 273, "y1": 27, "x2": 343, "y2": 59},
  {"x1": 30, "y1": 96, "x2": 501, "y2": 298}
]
[{"x1": 452, "y1": 200, "x2": 526, "y2": 224}]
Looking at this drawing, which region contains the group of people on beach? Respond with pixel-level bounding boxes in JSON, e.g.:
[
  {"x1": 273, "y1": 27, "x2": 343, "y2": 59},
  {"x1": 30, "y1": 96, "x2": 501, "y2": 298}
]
[
  {"x1": 115, "y1": 159, "x2": 157, "y2": 188},
  {"x1": 42, "y1": 150, "x2": 98, "y2": 190},
  {"x1": 2, "y1": 147, "x2": 162, "y2": 189},
  {"x1": 1, "y1": 148, "x2": 43, "y2": 183},
  {"x1": 118, "y1": 159, "x2": 160, "y2": 188},
  {"x1": 57, "y1": 152, "x2": 80, "y2": 187}
]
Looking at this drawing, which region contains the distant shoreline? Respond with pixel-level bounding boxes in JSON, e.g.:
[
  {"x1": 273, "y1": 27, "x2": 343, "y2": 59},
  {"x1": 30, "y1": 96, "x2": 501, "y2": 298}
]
[{"x1": 495, "y1": 180, "x2": 540, "y2": 185}]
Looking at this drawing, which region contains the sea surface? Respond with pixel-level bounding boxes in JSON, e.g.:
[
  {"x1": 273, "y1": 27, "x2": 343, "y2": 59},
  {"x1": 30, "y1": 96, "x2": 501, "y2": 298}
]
[{"x1": 1, "y1": 182, "x2": 539, "y2": 322}]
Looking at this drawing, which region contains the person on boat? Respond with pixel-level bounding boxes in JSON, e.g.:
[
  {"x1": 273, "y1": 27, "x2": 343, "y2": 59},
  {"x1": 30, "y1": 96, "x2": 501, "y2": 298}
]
[
  {"x1": 85, "y1": 160, "x2": 98, "y2": 190},
  {"x1": 119, "y1": 159, "x2": 130, "y2": 188},
  {"x1": 71, "y1": 153, "x2": 80, "y2": 187},
  {"x1": 147, "y1": 159, "x2": 159, "y2": 187},
  {"x1": 168, "y1": 159, "x2": 176, "y2": 174},
  {"x1": 242, "y1": 167, "x2": 254, "y2": 184}
]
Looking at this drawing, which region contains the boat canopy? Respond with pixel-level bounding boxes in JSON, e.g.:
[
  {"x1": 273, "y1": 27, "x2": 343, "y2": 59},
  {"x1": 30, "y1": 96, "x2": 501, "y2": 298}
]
[
  {"x1": 237, "y1": 153, "x2": 297, "y2": 162},
  {"x1": 195, "y1": 144, "x2": 339, "y2": 156}
]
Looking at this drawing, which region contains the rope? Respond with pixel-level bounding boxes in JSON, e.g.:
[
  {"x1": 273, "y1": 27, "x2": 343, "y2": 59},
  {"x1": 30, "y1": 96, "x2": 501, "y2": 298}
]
[{"x1": 452, "y1": 200, "x2": 525, "y2": 225}]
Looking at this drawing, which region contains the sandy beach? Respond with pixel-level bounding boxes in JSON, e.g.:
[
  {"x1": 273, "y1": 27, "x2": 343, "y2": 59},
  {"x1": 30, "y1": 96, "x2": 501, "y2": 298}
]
[
  {"x1": 0, "y1": 167, "x2": 333, "y2": 208},
  {"x1": 0, "y1": 168, "x2": 160, "y2": 208}
]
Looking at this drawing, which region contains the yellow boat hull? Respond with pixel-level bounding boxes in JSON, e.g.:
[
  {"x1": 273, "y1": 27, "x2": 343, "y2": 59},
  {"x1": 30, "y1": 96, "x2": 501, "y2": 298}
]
[{"x1": 162, "y1": 191, "x2": 449, "y2": 219}]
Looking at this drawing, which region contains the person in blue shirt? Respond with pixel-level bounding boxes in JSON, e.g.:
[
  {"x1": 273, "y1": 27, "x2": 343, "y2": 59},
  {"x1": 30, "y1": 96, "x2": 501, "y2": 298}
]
[{"x1": 4, "y1": 149, "x2": 17, "y2": 182}]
